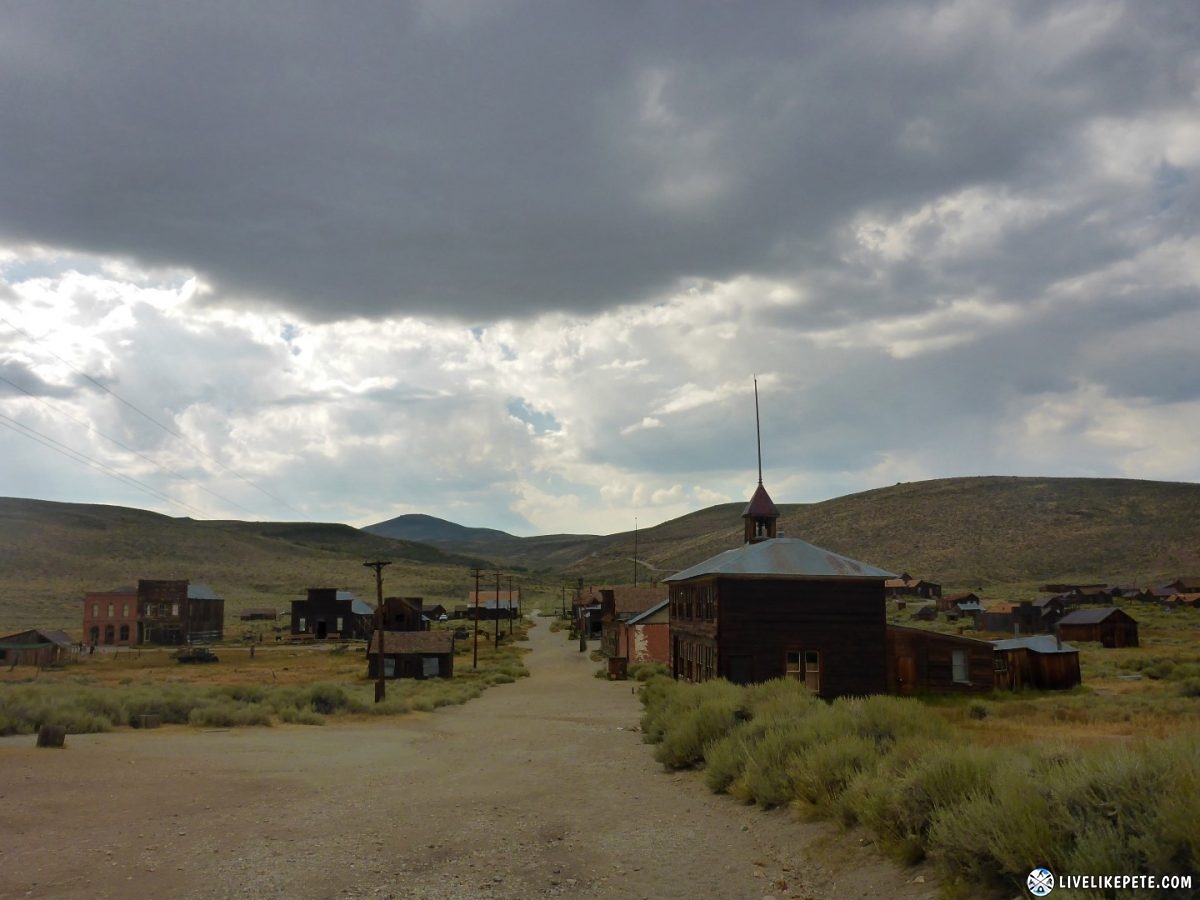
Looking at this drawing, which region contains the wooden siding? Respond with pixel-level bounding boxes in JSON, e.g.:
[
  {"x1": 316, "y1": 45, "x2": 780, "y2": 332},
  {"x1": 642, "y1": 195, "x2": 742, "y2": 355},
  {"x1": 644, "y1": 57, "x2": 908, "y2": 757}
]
[
  {"x1": 672, "y1": 576, "x2": 887, "y2": 699},
  {"x1": 886, "y1": 625, "x2": 994, "y2": 694}
]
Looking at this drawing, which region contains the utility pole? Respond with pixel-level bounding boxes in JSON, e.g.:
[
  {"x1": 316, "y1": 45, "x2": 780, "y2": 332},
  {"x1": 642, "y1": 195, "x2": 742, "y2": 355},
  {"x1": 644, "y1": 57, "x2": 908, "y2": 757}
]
[
  {"x1": 494, "y1": 570, "x2": 502, "y2": 649},
  {"x1": 471, "y1": 567, "x2": 483, "y2": 668},
  {"x1": 507, "y1": 574, "x2": 515, "y2": 635},
  {"x1": 363, "y1": 560, "x2": 391, "y2": 702},
  {"x1": 633, "y1": 517, "x2": 638, "y2": 586}
]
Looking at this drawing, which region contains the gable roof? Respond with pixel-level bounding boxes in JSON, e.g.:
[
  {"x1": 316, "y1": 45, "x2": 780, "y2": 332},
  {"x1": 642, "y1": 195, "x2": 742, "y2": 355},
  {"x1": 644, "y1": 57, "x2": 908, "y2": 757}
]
[
  {"x1": 664, "y1": 537, "x2": 894, "y2": 582},
  {"x1": 625, "y1": 598, "x2": 670, "y2": 625},
  {"x1": 0, "y1": 629, "x2": 73, "y2": 649},
  {"x1": 992, "y1": 635, "x2": 1078, "y2": 654},
  {"x1": 1057, "y1": 607, "x2": 1135, "y2": 625},
  {"x1": 369, "y1": 631, "x2": 456, "y2": 654}
]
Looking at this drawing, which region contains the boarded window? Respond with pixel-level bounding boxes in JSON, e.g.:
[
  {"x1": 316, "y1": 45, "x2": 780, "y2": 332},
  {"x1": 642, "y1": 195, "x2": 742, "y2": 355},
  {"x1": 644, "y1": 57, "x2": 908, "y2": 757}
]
[{"x1": 952, "y1": 649, "x2": 969, "y2": 683}]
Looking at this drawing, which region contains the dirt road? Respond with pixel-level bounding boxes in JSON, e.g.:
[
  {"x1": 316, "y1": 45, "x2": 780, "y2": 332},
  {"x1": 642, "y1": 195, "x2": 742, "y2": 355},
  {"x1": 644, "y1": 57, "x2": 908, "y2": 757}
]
[{"x1": 0, "y1": 617, "x2": 936, "y2": 899}]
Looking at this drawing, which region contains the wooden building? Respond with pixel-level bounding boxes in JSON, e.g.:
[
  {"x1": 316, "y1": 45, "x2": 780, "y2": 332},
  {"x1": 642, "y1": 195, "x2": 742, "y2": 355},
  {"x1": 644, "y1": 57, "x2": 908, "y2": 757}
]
[
  {"x1": 0, "y1": 629, "x2": 75, "y2": 667},
  {"x1": 382, "y1": 597, "x2": 426, "y2": 631},
  {"x1": 367, "y1": 630, "x2": 455, "y2": 680},
  {"x1": 885, "y1": 625, "x2": 994, "y2": 694},
  {"x1": 666, "y1": 481, "x2": 894, "y2": 698},
  {"x1": 992, "y1": 635, "x2": 1081, "y2": 691},
  {"x1": 466, "y1": 589, "x2": 520, "y2": 620},
  {"x1": 884, "y1": 574, "x2": 942, "y2": 600},
  {"x1": 614, "y1": 598, "x2": 670, "y2": 666},
  {"x1": 239, "y1": 608, "x2": 277, "y2": 621},
  {"x1": 138, "y1": 580, "x2": 224, "y2": 645},
  {"x1": 1056, "y1": 607, "x2": 1139, "y2": 648},
  {"x1": 937, "y1": 591, "x2": 979, "y2": 613},
  {"x1": 290, "y1": 589, "x2": 373, "y2": 640}
]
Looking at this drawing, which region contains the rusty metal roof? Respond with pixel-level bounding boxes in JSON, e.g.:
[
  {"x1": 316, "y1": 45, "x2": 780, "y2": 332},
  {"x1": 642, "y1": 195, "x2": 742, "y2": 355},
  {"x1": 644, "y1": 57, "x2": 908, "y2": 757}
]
[
  {"x1": 741, "y1": 483, "x2": 779, "y2": 519},
  {"x1": 664, "y1": 537, "x2": 894, "y2": 582},
  {"x1": 369, "y1": 630, "x2": 456, "y2": 654}
]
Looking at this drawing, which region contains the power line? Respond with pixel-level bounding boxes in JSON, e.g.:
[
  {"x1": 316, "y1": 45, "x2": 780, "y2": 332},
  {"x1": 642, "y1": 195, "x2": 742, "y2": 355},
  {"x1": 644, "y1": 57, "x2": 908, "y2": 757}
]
[
  {"x1": 0, "y1": 316, "x2": 303, "y2": 517},
  {"x1": 0, "y1": 373, "x2": 257, "y2": 517},
  {"x1": 0, "y1": 413, "x2": 209, "y2": 516}
]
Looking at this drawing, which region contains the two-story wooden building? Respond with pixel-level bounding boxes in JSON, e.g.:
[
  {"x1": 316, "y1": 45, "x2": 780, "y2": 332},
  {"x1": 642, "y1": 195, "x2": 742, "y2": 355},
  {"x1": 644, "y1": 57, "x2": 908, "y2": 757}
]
[{"x1": 665, "y1": 481, "x2": 894, "y2": 699}]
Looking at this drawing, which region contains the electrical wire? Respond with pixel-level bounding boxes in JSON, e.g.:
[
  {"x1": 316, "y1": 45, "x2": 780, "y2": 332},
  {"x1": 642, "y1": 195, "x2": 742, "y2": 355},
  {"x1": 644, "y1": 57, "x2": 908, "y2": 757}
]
[
  {"x1": 0, "y1": 316, "x2": 303, "y2": 517},
  {"x1": 0, "y1": 372, "x2": 257, "y2": 516}
]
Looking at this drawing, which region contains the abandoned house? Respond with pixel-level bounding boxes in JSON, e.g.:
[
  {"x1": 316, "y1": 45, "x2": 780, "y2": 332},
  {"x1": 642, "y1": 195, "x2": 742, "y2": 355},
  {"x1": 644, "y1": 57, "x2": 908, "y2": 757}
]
[
  {"x1": 598, "y1": 585, "x2": 669, "y2": 659},
  {"x1": 83, "y1": 580, "x2": 225, "y2": 646},
  {"x1": 666, "y1": 479, "x2": 894, "y2": 699},
  {"x1": 0, "y1": 629, "x2": 75, "y2": 667},
  {"x1": 367, "y1": 630, "x2": 455, "y2": 680},
  {"x1": 613, "y1": 597, "x2": 671, "y2": 666},
  {"x1": 885, "y1": 625, "x2": 995, "y2": 694},
  {"x1": 992, "y1": 634, "x2": 1081, "y2": 691},
  {"x1": 1056, "y1": 607, "x2": 1139, "y2": 648},
  {"x1": 289, "y1": 588, "x2": 373, "y2": 640}
]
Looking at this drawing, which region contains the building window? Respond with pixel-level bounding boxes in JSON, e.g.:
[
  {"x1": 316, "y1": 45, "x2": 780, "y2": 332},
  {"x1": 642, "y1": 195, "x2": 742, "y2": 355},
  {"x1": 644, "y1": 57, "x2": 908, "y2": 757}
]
[
  {"x1": 104, "y1": 624, "x2": 115, "y2": 645},
  {"x1": 119, "y1": 624, "x2": 130, "y2": 642},
  {"x1": 336, "y1": 617, "x2": 344, "y2": 633},
  {"x1": 91, "y1": 603, "x2": 98, "y2": 618},
  {"x1": 89, "y1": 626, "x2": 99, "y2": 644},
  {"x1": 804, "y1": 650, "x2": 821, "y2": 694},
  {"x1": 171, "y1": 603, "x2": 180, "y2": 617},
  {"x1": 786, "y1": 651, "x2": 802, "y2": 680},
  {"x1": 952, "y1": 649, "x2": 969, "y2": 684},
  {"x1": 123, "y1": 603, "x2": 129, "y2": 617},
  {"x1": 107, "y1": 603, "x2": 114, "y2": 618},
  {"x1": 994, "y1": 656, "x2": 1008, "y2": 673},
  {"x1": 299, "y1": 617, "x2": 306, "y2": 632}
]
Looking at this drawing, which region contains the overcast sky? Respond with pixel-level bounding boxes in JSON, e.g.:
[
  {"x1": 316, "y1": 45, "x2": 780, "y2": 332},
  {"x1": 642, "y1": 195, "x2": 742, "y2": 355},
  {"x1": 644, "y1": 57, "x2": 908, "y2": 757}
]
[{"x1": 1, "y1": 1, "x2": 1197, "y2": 536}]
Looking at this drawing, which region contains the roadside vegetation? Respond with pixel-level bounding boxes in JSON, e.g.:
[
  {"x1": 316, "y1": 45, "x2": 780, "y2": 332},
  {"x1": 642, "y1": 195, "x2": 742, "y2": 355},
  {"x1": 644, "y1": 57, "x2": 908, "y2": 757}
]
[
  {"x1": 0, "y1": 621, "x2": 531, "y2": 735},
  {"x1": 639, "y1": 606, "x2": 1200, "y2": 898},
  {"x1": 640, "y1": 677, "x2": 1199, "y2": 898}
]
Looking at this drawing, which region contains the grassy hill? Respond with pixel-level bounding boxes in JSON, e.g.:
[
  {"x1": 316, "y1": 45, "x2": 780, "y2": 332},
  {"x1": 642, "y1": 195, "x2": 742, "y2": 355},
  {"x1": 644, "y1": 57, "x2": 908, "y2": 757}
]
[
  {"x1": 4, "y1": 476, "x2": 1199, "y2": 634},
  {"x1": 0, "y1": 498, "x2": 490, "y2": 634},
  {"x1": 557, "y1": 476, "x2": 1200, "y2": 593}
]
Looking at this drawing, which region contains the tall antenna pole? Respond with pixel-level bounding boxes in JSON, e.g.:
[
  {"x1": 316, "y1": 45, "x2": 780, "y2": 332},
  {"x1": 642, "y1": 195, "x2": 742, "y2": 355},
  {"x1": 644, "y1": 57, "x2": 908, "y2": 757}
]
[
  {"x1": 754, "y1": 375, "x2": 763, "y2": 485},
  {"x1": 633, "y1": 517, "x2": 638, "y2": 587}
]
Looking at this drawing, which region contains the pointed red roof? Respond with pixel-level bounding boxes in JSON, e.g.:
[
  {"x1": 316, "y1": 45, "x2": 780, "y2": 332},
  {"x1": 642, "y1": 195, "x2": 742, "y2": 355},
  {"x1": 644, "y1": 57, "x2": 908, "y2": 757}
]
[{"x1": 741, "y1": 483, "x2": 779, "y2": 519}]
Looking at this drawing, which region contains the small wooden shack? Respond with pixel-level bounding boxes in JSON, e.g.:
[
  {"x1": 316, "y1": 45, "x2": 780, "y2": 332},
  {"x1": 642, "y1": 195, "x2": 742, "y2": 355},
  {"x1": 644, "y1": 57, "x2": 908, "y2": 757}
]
[
  {"x1": 992, "y1": 635, "x2": 1081, "y2": 691},
  {"x1": 886, "y1": 625, "x2": 994, "y2": 694},
  {"x1": 0, "y1": 629, "x2": 74, "y2": 667},
  {"x1": 1055, "y1": 607, "x2": 1138, "y2": 648},
  {"x1": 368, "y1": 631, "x2": 455, "y2": 680}
]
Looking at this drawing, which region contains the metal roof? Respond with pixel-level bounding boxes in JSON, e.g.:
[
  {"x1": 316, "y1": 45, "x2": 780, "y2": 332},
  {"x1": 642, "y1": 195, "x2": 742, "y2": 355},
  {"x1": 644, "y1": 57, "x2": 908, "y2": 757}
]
[
  {"x1": 1057, "y1": 607, "x2": 1131, "y2": 625},
  {"x1": 625, "y1": 598, "x2": 670, "y2": 625},
  {"x1": 369, "y1": 630, "x2": 456, "y2": 654},
  {"x1": 187, "y1": 583, "x2": 221, "y2": 600},
  {"x1": 664, "y1": 537, "x2": 895, "y2": 582},
  {"x1": 992, "y1": 635, "x2": 1078, "y2": 654}
]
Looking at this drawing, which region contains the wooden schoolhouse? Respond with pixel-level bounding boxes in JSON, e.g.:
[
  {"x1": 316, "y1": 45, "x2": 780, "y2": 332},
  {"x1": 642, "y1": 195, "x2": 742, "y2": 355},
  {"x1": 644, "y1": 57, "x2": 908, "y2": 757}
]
[{"x1": 666, "y1": 480, "x2": 894, "y2": 699}]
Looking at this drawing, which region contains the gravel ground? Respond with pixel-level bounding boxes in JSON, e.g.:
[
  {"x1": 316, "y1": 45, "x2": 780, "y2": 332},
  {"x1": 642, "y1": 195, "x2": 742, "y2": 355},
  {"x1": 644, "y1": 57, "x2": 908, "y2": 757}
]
[{"x1": 0, "y1": 616, "x2": 938, "y2": 899}]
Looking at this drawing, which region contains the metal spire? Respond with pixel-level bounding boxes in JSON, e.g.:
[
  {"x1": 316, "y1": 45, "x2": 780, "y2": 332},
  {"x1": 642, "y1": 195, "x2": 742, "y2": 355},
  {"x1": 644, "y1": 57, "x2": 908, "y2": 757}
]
[{"x1": 754, "y1": 376, "x2": 763, "y2": 486}]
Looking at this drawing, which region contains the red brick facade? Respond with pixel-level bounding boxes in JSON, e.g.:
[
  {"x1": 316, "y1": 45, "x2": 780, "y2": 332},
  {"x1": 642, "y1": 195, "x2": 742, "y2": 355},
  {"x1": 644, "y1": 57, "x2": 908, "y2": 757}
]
[{"x1": 82, "y1": 588, "x2": 139, "y2": 646}]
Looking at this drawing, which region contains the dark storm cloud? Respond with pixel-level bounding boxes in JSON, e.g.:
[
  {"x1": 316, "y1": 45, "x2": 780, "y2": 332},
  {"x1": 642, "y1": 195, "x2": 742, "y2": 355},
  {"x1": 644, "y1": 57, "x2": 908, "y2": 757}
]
[{"x1": 2, "y1": 1, "x2": 1194, "y2": 321}]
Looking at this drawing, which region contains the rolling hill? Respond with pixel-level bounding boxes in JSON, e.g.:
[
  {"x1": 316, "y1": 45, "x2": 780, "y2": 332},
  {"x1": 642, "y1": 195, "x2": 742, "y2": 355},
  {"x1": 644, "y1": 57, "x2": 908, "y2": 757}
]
[{"x1": 3, "y1": 476, "x2": 1199, "y2": 634}]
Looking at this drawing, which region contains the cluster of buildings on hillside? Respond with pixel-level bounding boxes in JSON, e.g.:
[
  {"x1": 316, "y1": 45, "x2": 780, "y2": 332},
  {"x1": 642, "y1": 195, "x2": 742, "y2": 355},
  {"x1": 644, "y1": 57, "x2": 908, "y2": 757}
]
[
  {"x1": 3, "y1": 473, "x2": 1187, "y2": 699},
  {"x1": 0, "y1": 579, "x2": 524, "y2": 681},
  {"x1": 574, "y1": 479, "x2": 1189, "y2": 697}
]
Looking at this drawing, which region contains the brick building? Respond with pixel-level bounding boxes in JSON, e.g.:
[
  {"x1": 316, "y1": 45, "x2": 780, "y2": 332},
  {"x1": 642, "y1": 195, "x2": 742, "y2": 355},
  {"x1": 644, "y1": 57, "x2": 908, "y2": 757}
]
[{"x1": 82, "y1": 580, "x2": 225, "y2": 647}]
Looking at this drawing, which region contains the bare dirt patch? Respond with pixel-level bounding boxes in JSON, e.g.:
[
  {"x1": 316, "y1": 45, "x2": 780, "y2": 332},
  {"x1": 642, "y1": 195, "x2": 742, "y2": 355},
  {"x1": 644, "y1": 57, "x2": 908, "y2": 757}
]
[{"x1": 0, "y1": 618, "x2": 937, "y2": 899}]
